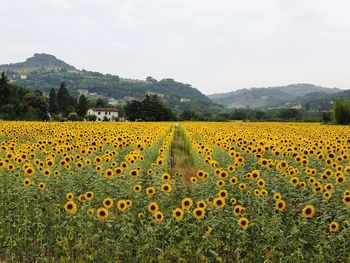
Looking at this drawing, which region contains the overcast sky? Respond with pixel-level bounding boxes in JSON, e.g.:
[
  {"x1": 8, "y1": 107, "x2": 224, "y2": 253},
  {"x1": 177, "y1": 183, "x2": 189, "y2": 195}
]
[{"x1": 0, "y1": 0, "x2": 349, "y2": 94}]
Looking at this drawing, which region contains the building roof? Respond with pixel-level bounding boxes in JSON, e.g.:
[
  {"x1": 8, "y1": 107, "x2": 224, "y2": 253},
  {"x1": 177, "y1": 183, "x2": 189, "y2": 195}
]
[{"x1": 90, "y1": 108, "x2": 118, "y2": 112}]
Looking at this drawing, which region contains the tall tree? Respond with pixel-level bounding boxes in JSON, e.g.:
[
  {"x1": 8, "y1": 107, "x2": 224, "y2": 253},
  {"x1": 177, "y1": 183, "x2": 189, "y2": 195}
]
[
  {"x1": 23, "y1": 92, "x2": 49, "y2": 120},
  {"x1": 333, "y1": 99, "x2": 350, "y2": 125},
  {"x1": 124, "y1": 94, "x2": 174, "y2": 121},
  {"x1": 77, "y1": 95, "x2": 89, "y2": 117},
  {"x1": 124, "y1": 101, "x2": 142, "y2": 121},
  {"x1": 49, "y1": 88, "x2": 59, "y2": 114},
  {"x1": 0, "y1": 72, "x2": 10, "y2": 106},
  {"x1": 94, "y1": 98, "x2": 108, "y2": 108},
  {"x1": 57, "y1": 82, "x2": 71, "y2": 114}
]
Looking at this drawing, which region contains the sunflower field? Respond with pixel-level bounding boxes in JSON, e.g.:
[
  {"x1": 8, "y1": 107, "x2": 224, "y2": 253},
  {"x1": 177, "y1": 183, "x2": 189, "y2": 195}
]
[{"x1": 1, "y1": 121, "x2": 350, "y2": 262}]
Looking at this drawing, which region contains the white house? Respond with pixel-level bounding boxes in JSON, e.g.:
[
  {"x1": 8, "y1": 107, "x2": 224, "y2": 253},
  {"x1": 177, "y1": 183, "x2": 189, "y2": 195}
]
[
  {"x1": 108, "y1": 98, "x2": 119, "y2": 106},
  {"x1": 87, "y1": 108, "x2": 118, "y2": 121}
]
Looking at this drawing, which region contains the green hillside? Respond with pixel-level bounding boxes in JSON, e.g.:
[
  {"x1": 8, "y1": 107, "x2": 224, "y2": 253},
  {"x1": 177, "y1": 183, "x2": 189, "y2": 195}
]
[
  {"x1": 1, "y1": 54, "x2": 221, "y2": 113},
  {"x1": 208, "y1": 84, "x2": 342, "y2": 109}
]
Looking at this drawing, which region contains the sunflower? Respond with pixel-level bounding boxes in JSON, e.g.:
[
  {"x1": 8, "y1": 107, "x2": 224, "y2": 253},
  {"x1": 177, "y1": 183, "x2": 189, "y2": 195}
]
[
  {"x1": 138, "y1": 212, "x2": 145, "y2": 220},
  {"x1": 273, "y1": 193, "x2": 282, "y2": 201},
  {"x1": 96, "y1": 207, "x2": 109, "y2": 220},
  {"x1": 239, "y1": 183, "x2": 247, "y2": 191},
  {"x1": 260, "y1": 189, "x2": 268, "y2": 196},
  {"x1": 197, "y1": 200, "x2": 207, "y2": 209},
  {"x1": 343, "y1": 196, "x2": 350, "y2": 205},
  {"x1": 76, "y1": 161, "x2": 83, "y2": 169},
  {"x1": 193, "y1": 208, "x2": 205, "y2": 220},
  {"x1": 117, "y1": 200, "x2": 128, "y2": 212},
  {"x1": 196, "y1": 170, "x2": 205, "y2": 178},
  {"x1": 161, "y1": 173, "x2": 171, "y2": 181},
  {"x1": 290, "y1": 177, "x2": 300, "y2": 187},
  {"x1": 297, "y1": 181, "x2": 306, "y2": 188},
  {"x1": 217, "y1": 180, "x2": 225, "y2": 187},
  {"x1": 173, "y1": 208, "x2": 184, "y2": 220},
  {"x1": 181, "y1": 198, "x2": 193, "y2": 210},
  {"x1": 205, "y1": 226, "x2": 213, "y2": 235},
  {"x1": 114, "y1": 167, "x2": 123, "y2": 176},
  {"x1": 218, "y1": 189, "x2": 228, "y2": 199},
  {"x1": 257, "y1": 179, "x2": 265, "y2": 188},
  {"x1": 126, "y1": 199, "x2": 132, "y2": 208},
  {"x1": 133, "y1": 184, "x2": 142, "y2": 193},
  {"x1": 129, "y1": 169, "x2": 139, "y2": 178},
  {"x1": 329, "y1": 221, "x2": 339, "y2": 233},
  {"x1": 237, "y1": 217, "x2": 249, "y2": 230},
  {"x1": 103, "y1": 197, "x2": 114, "y2": 209},
  {"x1": 25, "y1": 167, "x2": 35, "y2": 176},
  {"x1": 148, "y1": 202, "x2": 159, "y2": 213},
  {"x1": 154, "y1": 211, "x2": 164, "y2": 222},
  {"x1": 105, "y1": 168, "x2": 114, "y2": 178},
  {"x1": 46, "y1": 159, "x2": 54, "y2": 167},
  {"x1": 275, "y1": 200, "x2": 286, "y2": 212},
  {"x1": 87, "y1": 208, "x2": 95, "y2": 217},
  {"x1": 230, "y1": 176, "x2": 238, "y2": 185},
  {"x1": 190, "y1": 177, "x2": 198, "y2": 184},
  {"x1": 302, "y1": 204, "x2": 315, "y2": 218},
  {"x1": 95, "y1": 165, "x2": 102, "y2": 172},
  {"x1": 336, "y1": 175, "x2": 346, "y2": 184},
  {"x1": 230, "y1": 197, "x2": 237, "y2": 205},
  {"x1": 78, "y1": 195, "x2": 87, "y2": 202},
  {"x1": 251, "y1": 170, "x2": 261, "y2": 180},
  {"x1": 85, "y1": 191, "x2": 94, "y2": 200},
  {"x1": 20, "y1": 172, "x2": 30, "y2": 183},
  {"x1": 219, "y1": 171, "x2": 228, "y2": 180},
  {"x1": 66, "y1": 192, "x2": 74, "y2": 200},
  {"x1": 324, "y1": 183, "x2": 334, "y2": 192},
  {"x1": 43, "y1": 169, "x2": 51, "y2": 177},
  {"x1": 213, "y1": 197, "x2": 225, "y2": 208},
  {"x1": 64, "y1": 201, "x2": 77, "y2": 214},
  {"x1": 323, "y1": 191, "x2": 332, "y2": 200},
  {"x1": 146, "y1": 187, "x2": 156, "y2": 197},
  {"x1": 161, "y1": 183, "x2": 172, "y2": 193},
  {"x1": 233, "y1": 205, "x2": 244, "y2": 216}
]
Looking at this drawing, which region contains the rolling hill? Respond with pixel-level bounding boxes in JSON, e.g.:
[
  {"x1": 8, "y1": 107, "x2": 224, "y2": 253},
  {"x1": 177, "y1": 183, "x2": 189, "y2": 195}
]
[
  {"x1": 0, "y1": 53, "x2": 222, "y2": 113},
  {"x1": 208, "y1": 84, "x2": 343, "y2": 109}
]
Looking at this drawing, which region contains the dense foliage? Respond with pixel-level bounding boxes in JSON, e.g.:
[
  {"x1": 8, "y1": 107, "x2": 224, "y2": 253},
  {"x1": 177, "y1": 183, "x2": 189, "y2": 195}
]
[
  {"x1": 0, "y1": 72, "x2": 49, "y2": 120},
  {"x1": 333, "y1": 99, "x2": 350, "y2": 125},
  {"x1": 124, "y1": 94, "x2": 175, "y2": 121}
]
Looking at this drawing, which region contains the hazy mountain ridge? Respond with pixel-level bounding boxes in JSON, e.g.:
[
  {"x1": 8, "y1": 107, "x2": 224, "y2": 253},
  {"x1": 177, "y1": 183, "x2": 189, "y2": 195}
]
[
  {"x1": 209, "y1": 84, "x2": 343, "y2": 109},
  {"x1": 0, "y1": 54, "x2": 221, "y2": 112}
]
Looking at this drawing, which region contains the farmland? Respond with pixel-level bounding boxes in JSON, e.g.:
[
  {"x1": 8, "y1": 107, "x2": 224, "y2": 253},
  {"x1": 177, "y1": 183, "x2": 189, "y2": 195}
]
[{"x1": 1, "y1": 121, "x2": 350, "y2": 262}]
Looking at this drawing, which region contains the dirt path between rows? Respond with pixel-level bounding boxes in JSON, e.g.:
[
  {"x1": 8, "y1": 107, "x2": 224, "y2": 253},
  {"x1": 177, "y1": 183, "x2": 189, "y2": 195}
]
[{"x1": 170, "y1": 124, "x2": 196, "y2": 186}]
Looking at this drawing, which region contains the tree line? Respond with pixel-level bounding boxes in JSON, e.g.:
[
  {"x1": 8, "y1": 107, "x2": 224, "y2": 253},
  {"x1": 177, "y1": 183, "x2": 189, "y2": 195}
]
[
  {"x1": 0, "y1": 72, "x2": 112, "y2": 121},
  {"x1": 0, "y1": 72, "x2": 48, "y2": 120},
  {"x1": 1, "y1": 72, "x2": 349, "y2": 124}
]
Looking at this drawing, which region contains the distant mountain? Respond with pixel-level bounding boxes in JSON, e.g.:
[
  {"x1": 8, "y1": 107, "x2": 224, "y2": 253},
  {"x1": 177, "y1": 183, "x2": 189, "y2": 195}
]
[
  {"x1": 208, "y1": 84, "x2": 342, "y2": 109},
  {"x1": 0, "y1": 53, "x2": 221, "y2": 113},
  {"x1": 292, "y1": 89, "x2": 350, "y2": 110}
]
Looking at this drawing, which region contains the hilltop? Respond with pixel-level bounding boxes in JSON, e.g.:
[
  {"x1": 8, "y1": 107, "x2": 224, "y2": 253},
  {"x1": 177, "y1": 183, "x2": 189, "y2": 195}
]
[{"x1": 0, "y1": 54, "x2": 221, "y2": 113}]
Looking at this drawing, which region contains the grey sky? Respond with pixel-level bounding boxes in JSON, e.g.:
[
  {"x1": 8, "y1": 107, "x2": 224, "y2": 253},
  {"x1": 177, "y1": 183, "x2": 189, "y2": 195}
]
[{"x1": 0, "y1": 0, "x2": 349, "y2": 94}]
